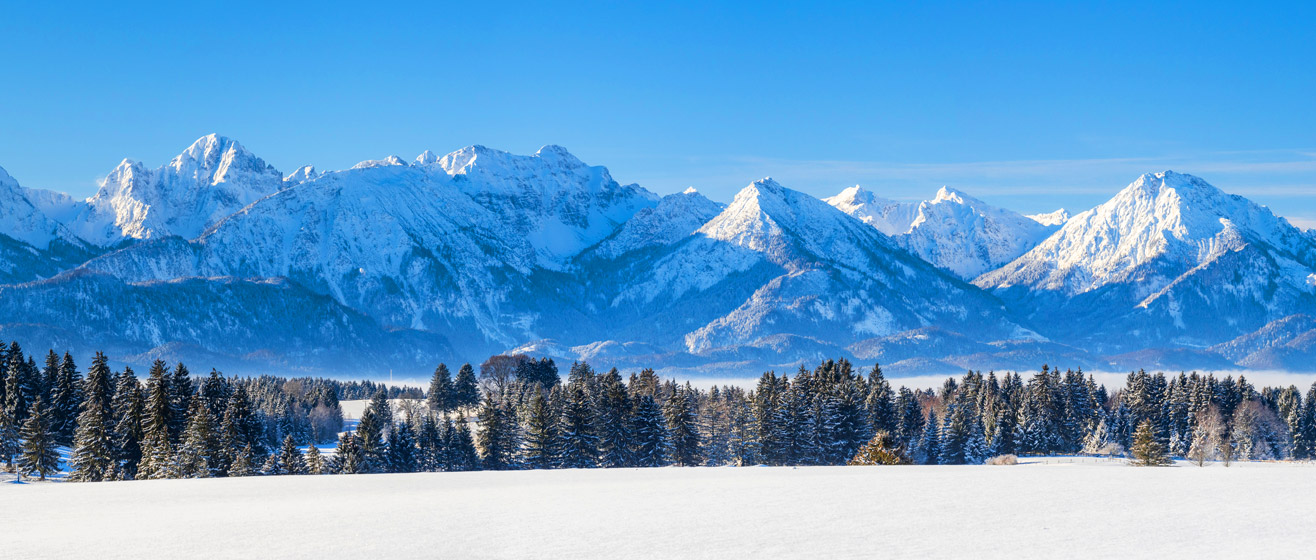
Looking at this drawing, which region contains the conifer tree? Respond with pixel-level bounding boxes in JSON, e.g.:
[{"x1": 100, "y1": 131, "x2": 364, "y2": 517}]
[
  {"x1": 848, "y1": 430, "x2": 909, "y2": 465},
  {"x1": 427, "y1": 363, "x2": 454, "y2": 413},
  {"x1": 476, "y1": 394, "x2": 513, "y2": 471},
  {"x1": 631, "y1": 394, "x2": 667, "y2": 467},
  {"x1": 229, "y1": 444, "x2": 255, "y2": 477},
  {"x1": 51, "y1": 352, "x2": 82, "y2": 445},
  {"x1": 279, "y1": 435, "x2": 307, "y2": 475},
  {"x1": 520, "y1": 389, "x2": 558, "y2": 469},
  {"x1": 111, "y1": 372, "x2": 145, "y2": 477},
  {"x1": 306, "y1": 443, "x2": 325, "y2": 474},
  {"x1": 3, "y1": 360, "x2": 27, "y2": 464},
  {"x1": 915, "y1": 412, "x2": 941, "y2": 465},
  {"x1": 417, "y1": 413, "x2": 443, "y2": 471},
  {"x1": 594, "y1": 369, "x2": 633, "y2": 468},
  {"x1": 453, "y1": 364, "x2": 480, "y2": 410},
  {"x1": 1131, "y1": 419, "x2": 1170, "y2": 466},
  {"x1": 137, "y1": 362, "x2": 176, "y2": 479},
  {"x1": 69, "y1": 354, "x2": 116, "y2": 482},
  {"x1": 387, "y1": 421, "x2": 417, "y2": 473},
  {"x1": 355, "y1": 398, "x2": 386, "y2": 473},
  {"x1": 168, "y1": 363, "x2": 191, "y2": 443},
  {"x1": 178, "y1": 396, "x2": 220, "y2": 478},
  {"x1": 334, "y1": 434, "x2": 365, "y2": 474},
  {"x1": 447, "y1": 417, "x2": 480, "y2": 471},
  {"x1": 664, "y1": 386, "x2": 700, "y2": 466},
  {"x1": 558, "y1": 379, "x2": 599, "y2": 468},
  {"x1": 18, "y1": 397, "x2": 60, "y2": 480},
  {"x1": 865, "y1": 365, "x2": 897, "y2": 437}
]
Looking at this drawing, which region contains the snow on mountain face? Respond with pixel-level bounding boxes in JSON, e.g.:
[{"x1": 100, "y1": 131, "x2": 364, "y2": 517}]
[
  {"x1": 599, "y1": 178, "x2": 1028, "y2": 353},
  {"x1": 976, "y1": 171, "x2": 1316, "y2": 351},
  {"x1": 83, "y1": 162, "x2": 539, "y2": 353},
  {"x1": 70, "y1": 134, "x2": 285, "y2": 245},
  {"x1": 977, "y1": 171, "x2": 1316, "y2": 297},
  {"x1": 1027, "y1": 209, "x2": 1070, "y2": 226},
  {"x1": 900, "y1": 187, "x2": 1061, "y2": 279},
  {"x1": 0, "y1": 166, "x2": 72, "y2": 249},
  {"x1": 823, "y1": 186, "x2": 918, "y2": 235},
  {"x1": 584, "y1": 187, "x2": 724, "y2": 260},
  {"x1": 435, "y1": 145, "x2": 658, "y2": 268},
  {"x1": 283, "y1": 165, "x2": 321, "y2": 185}
]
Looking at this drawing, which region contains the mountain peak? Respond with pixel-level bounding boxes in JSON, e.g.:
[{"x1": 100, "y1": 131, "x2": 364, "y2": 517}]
[
  {"x1": 414, "y1": 150, "x2": 439, "y2": 165},
  {"x1": 534, "y1": 144, "x2": 581, "y2": 163},
  {"x1": 682, "y1": 186, "x2": 699, "y2": 195}
]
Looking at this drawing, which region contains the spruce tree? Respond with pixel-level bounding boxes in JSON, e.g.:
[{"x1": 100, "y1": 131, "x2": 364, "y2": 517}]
[
  {"x1": 848, "y1": 430, "x2": 909, "y2": 465},
  {"x1": 69, "y1": 355, "x2": 115, "y2": 482},
  {"x1": 178, "y1": 395, "x2": 220, "y2": 478},
  {"x1": 0, "y1": 385, "x2": 17, "y2": 472},
  {"x1": 1131, "y1": 419, "x2": 1170, "y2": 466},
  {"x1": 631, "y1": 394, "x2": 667, "y2": 467},
  {"x1": 111, "y1": 371, "x2": 145, "y2": 478},
  {"x1": 305, "y1": 443, "x2": 325, "y2": 474},
  {"x1": 137, "y1": 362, "x2": 176, "y2": 479},
  {"x1": 520, "y1": 389, "x2": 558, "y2": 469},
  {"x1": 865, "y1": 365, "x2": 897, "y2": 437},
  {"x1": 594, "y1": 369, "x2": 633, "y2": 468},
  {"x1": 3, "y1": 359, "x2": 27, "y2": 461},
  {"x1": 18, "y1": 397, "x2": 60, "y2": 480},
  {"x1": 476, "y1": 394, "x2": 512, "y2": 470},
  {"x1": 51, "y1": 352, "x2": 82, "y2": 445},
  {"x1": 417, "y1": 413, "x2": 444, "y2": 471},
  {"x1": 280, "y1": 435, "x2": 307, "y2": 475},
  {"x1": 230, "y1": 444, "x2": 255, "y2": 477},
  {"x1": 448, "y1": 417, "x2": 480, "y2": 471},
  {"x1": 558, "y1": 379, "x2": 599, "y2": 468},
  {"x1": 427, "y1": 363, "x2": 454, "y2": 413},
  {"x1": 355, "y1": 397, "x2": 386, "y2": 473},
  {"x1": 915, "y1": 412, "x2": 941, "y2": 465},
  {"x1": 387, "y1": 420, "x2": 417, "y2": 473},
  {"x1": 334, "y1": 434, "x2": 365, "y2": 474},
  {"x1": 453, "y1": 364, "x2": 480, "y2": 410},
  {"x1": 664, "y1": 387, "x2": 700, "y2": 466},
  {"x1": 168, "y1": 363, "x2": 191, "y2": 443}
]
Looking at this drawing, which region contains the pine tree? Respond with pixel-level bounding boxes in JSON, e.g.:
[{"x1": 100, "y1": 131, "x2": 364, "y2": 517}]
[
  {"x1": 520, "y1": 389, "x2": 558, "y2": 469},
  {"x1": 306, "y1": 443, "x2": 325, "y2": 474},
  {"x1": 665, "y1": 386, "x2": 700, "y2": 466},
  {"x1": 111, "y1": 372, "x2": 145, "y2": 478},
  {"x1": 2, "y1": 360, "x2": 25, "y2": 469},
  {"x1": 18, "y1": 397, "x2": 60, "y2": 480},
  {"x1": 387, "y1": 421, "x2": 417, "y2": 473},
  {"x1": 1131, "y1": 419, "x2": 1170, "y2": 466},
  {"x1": 177, "y1": 395, "x2": 220, "y2": 478},
  {"x1": 355, "y1": 395, "x2": 387, "y2": 473},
  {"x1": 51, "y1": 352, "x2": 81, "y2": 445},
  {"x1": 448, "y1": 417, "x2": 480, "y2": 471},
  {"x1": 594, "y1": 369, "x2": 632, "y2": 468},
  {"x1": 417, "y1": 413, "x2": 444, "y2": 471},
  {"x1": 915, "y1": 412, "x2": 941, "y2": 465},
  {"x1": 631, "y1": 394, "x2": 667, "y2": 468},
  {"x1": 453, "y1": 364, "x2": 480, "y2": 410},
  {"x1": 168, "y1": 363, "x2": 191, "y2": 443},
  {"x1": 137, "y1": 362, "x2": 176, "y2": 479},
  {"x1": 427, "y1": 363, "x2": 455, "y2": 413},
  {"x1": 280, "y1": 435, "x2": 308, "y2": 475},
  {"x1": 558, "y1": 379, "x2": 598, "y2": 468},
  {"x1": 866, "y1": 365, "x2": 897, "y2": 437},
  {"x1": 69, "y1": 354, "x2": 115, "y2": 482},
  {"x1": 476, "y1": 394, "x2": 513, "y2": 471},
  {"x1": 334, "y1": 434, "x2": 365, "y2": 474},
  {"x1": 230, "y1": 444, "x2": 255, "y2": 477}
]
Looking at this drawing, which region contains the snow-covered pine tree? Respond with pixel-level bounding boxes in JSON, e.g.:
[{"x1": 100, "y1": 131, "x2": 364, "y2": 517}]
[
  {"x1": 230, "y1": 444, "x2": 255, "y2": 477},
  {"x1": 355, "y1": 400, "x2": 385, "y2": 473},
  {"x1": 334, "y1": 433, "x2": 364, "y2": 474},
  {"x1": 51, "y1": 352, "x2": 82, "y2": 446},
  {"x1": 68, "y1": 354, "x2": 116, "y2": 482},
  {"x1": 111, "y1": 371, "x2": 145, "y2": 478},
  {"x1": 167, "y1": 363, "x2": 191, "y2": 443},
  {"x1": 1131, "y1": 419, "x2": 1170, "y2": 466},
  {"x1": 630, "y1": 394, "x2": 667, "y2": 468},
  {"x1": 914, "y1": 411, "x2": 941, "y2": 465},
  {"x1": 520, "y1": 389, "x2": 558, "y2": 469},
  {"x1": 137, "y1": 361, "x2": 176, "y2": 479},
  {"x1": 177, "y1": 395, "x2": 220, "y2": 478},
  {"x1": 558, "y1": 379, "x2": 599, "y2": 469},
  {"x1": 476, "y1": 394, "x2": 512, "y2": 471},
  {"x1": 965, "y1": 416, "x2": 990, "y2": 464},
  {"x1": 387, "y1": 420, "x2": 417, "y2": 473},
  {"x1": 280, "y1": 435, "x2": 307, "y2": 475},
  {"x1": 18, "y1": 397, "x2": 60, "y2": 480},
  {"x1": 848, "y1": 430, "x2": 909, "y2": 465},
  {"x1": 664, "y1": 385, "x2": 700, "y2": 466},
  {"x1": 305, "y1": 443, "x2": 325, "y2": 474},
  {"x1": 416, "y1": 413, "x2": 443, "y2": 471},
  {"x1": 593, "y1": 369, "x2": 633, "y2": 468},
  {"x1": 427, "y1": 363, "x2": 454, "y2": 413},
  {"x1": 865, "y1": 364, "x2": 897, "y2": 438}
]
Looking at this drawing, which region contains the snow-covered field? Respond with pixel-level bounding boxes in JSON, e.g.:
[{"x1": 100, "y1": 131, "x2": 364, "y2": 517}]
[{"x1": 5, "y1": 459, "x2": 1314, "y2": 559}]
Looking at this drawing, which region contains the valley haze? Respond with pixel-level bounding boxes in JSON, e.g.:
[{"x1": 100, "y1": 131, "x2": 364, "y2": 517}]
[{"x1": 2, "y1": 134, "x2": 1316, "y2": 379}]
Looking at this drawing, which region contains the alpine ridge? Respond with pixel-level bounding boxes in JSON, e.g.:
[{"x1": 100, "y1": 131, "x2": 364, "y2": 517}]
[{"x1": 1, "y1": 138, "x2": 1314, "y2": 376}]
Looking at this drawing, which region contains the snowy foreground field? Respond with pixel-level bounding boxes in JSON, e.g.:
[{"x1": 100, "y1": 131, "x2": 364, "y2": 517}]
[{"x1": 5, "y1": 459, "x2": 1315, "y2": 559}]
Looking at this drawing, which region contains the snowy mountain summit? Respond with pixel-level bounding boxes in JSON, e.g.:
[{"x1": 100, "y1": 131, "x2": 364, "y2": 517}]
[{"x1": 0, "y1": 140, "x2": 1313, "y2": 375}]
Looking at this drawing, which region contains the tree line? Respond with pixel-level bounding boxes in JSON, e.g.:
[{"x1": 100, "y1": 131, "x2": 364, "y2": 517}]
[{"x1": 3, "y1": 344, "x2": 1315, "y2": 481}]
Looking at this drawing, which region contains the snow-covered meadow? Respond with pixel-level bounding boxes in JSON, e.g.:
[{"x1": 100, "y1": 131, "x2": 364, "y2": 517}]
[{"x1": 5, "y1": 459, "x2": 1314, "y2": 559}]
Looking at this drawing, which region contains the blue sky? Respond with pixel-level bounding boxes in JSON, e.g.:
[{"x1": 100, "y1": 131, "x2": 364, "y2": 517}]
[{"x1": 2, "y1": 2, "x2": 1313, "y2": 224}]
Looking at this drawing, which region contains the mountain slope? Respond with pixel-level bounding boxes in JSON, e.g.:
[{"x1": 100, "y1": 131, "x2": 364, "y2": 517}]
[
  {"x1": 62, "y1": 134, "x2": 285, "y2": 245},
  {"x1": 900, "y1": 187, "x2": 1060, "y2": 279},
  {"x1": 0, "y1": 166, "x2": 99, "y2": 283},
  {"x1": 976, "y1": 171, "x2": 1316, "y2": 351},
  {"x1": 823, "y1": 186, "x2": 918, "y2": 236}
]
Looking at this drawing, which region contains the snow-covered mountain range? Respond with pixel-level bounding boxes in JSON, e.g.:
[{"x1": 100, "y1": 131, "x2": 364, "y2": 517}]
[{"x1": 2, "y1": 136, "x2": 1314, "y2": 376}]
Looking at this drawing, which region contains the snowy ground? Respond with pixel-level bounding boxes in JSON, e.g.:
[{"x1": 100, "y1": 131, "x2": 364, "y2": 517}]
[{"x1": 5, "y1": 459, "x2": 1315, "y2": 559}]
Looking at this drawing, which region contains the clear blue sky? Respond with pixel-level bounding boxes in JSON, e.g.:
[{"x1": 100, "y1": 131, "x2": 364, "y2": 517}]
[{"x1": 2, "y1": 1, "x2": 1313, "y2": 224}]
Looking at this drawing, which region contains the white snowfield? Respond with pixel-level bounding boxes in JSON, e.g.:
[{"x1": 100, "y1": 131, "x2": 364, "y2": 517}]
[{"x1": 4, "y1": 459, "x2": 1314, "y2": 559}]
